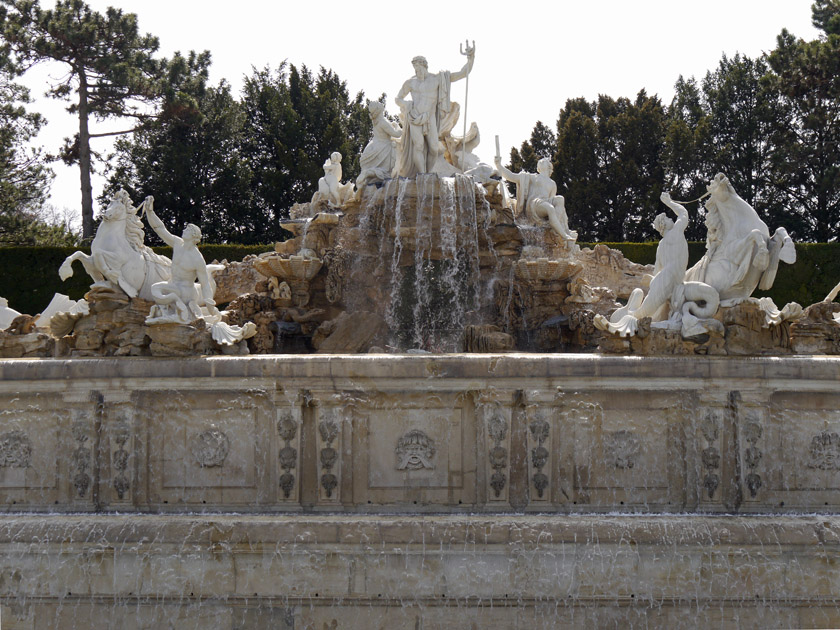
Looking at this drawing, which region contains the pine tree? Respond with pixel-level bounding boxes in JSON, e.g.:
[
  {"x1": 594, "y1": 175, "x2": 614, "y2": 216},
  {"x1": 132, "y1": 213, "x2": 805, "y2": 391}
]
[{"x1": 0, "y1": 0, "x2": 178, "y2": 239}]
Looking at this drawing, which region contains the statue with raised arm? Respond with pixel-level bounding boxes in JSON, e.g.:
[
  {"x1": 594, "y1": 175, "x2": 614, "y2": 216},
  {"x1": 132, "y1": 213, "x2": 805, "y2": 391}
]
[
  {"x1": 144, "y1": 199, "x2": 216, "y2": 324},
  {"x1": 59, "y1": 190, "x2": 170, "y2": 300},
  {"x1": 595, "y1": 192, "x2": 719, "y2": 337},
  {"x1": 493, "y1": 155, "x2": 578, "y2": 243},
  {"x1": 394, "y1": 44, "x2": 475, "y2": 178}
]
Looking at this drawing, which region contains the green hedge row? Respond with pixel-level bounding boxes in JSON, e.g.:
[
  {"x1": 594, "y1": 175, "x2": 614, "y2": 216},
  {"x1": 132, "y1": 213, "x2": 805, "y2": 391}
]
[
  {"x1": 0, "y1": 245, "x2": 271, "y2": 315},
  {"x1": 1, "y1": 242, "x2": 836, "y2": 316}
]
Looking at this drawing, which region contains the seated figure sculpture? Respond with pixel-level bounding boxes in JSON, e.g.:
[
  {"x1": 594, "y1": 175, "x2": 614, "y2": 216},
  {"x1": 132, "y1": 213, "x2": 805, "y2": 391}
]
[
  {"x1": 493, "y1": 155, "x2": 578, "y2": 243},
  {"x1": 144, "y1": 199, "x2": 216, "y2": 324},
  {"x1": 143, "y1": 199, "x2": 256, "y2": 346},
  {"x1": 311, "y1": 152, "x2": 355, "y2": 207},
  {"x1": 356, "y1": 101, "x2": 402, "y2": 190}
]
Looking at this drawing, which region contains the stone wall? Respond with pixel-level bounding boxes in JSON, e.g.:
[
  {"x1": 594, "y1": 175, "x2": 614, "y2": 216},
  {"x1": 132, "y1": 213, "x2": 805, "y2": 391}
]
[
  {"x1": 1, "y1": 355, "x2": 840, "y2": 514},
  {"x1": 2, "y1": 355, "x2": 840, "y2": 627}
]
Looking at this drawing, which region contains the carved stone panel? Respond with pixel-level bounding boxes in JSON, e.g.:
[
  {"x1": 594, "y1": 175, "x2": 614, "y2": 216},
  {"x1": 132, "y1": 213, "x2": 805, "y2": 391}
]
[
  {"x1": 566, "y1": 392, "x2": 681, "y2": 509},
  {"x1": 477, "y1": 400, "x2": 511, "y2": 504},
  {"x1": 526, "y1": 406, "x2": 551, "y2": 502},
  {"x1": 368, "y1": 409, "x2": 454, "y2": 489},
  {"x1": 0, "y1": 397, "x2": 65, "y2": 507},
  {"x1": 316, "y1": 408, "x2": 341, "y2": 503},
  {"x1": 276, "y1": 408, "x2": 300, "y2": 502},
  {"x1": 142, "y1": 390, "x2": 271, "y2": 508}
]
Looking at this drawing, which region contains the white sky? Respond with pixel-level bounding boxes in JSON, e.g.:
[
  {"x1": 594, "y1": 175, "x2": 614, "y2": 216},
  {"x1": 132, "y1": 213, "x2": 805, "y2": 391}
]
[{"x1": 22, "y1": 0, "x2": 821, "y2": 229}]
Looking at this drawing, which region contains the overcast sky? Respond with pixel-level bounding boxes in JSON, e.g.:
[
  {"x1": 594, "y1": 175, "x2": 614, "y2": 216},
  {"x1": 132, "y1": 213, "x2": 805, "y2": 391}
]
[{"x1": 21, "y1": 0, "x2": 821, "y2": 228}]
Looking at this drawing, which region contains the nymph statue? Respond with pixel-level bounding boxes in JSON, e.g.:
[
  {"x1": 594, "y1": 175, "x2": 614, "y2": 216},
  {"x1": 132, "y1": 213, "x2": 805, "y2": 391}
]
[{"x1": 356, "y1": 101, "x2": 402, "y2": 189}]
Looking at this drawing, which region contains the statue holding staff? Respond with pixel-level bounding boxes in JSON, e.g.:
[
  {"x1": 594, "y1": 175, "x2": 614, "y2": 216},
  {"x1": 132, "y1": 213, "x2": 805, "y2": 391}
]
[{"x1": 394, "y1": 44, "x2": 475, "y2": 177}]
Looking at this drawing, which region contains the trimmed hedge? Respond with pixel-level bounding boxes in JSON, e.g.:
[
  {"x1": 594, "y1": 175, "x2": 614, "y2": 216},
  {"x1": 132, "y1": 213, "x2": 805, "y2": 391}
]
[
  {"x1": 1, "y1": 242, "x2": 836, "y2": 316},
  {"x1": 0, "y1": 245, "x2": 271, "y2": 315}
]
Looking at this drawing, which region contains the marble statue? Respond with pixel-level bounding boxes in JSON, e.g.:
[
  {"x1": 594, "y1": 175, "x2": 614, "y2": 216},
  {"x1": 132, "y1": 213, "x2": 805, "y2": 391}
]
[
  {"x1": 442, "y1": 122, "x2": 496, "y2": 183},
  {"x1": 493, "y1": 155, "x2": 578, "y2": 242},
  {"x1": 143, "y1": 199, "x2": 256, "y2": 345},
  {"x1": 594, "y1": 193, "x2": 719, "y2": 337},
  {"x1": 0, "y1": 297, "x2": 20, "y2": 330},
  {"x1": 311, "y1": 152, "x2": 355, "y2": 206},
  {"x1": 356, "y1": 101, "x2": 402, "y2": 189},
  {"x1": 59, "y1": 190, "x2": 171, "y2": 300},
  {"x1": 394, "y1": 45, "x2": 475, "y2": 177},
  {"x1": 686, "y1": 173, "x2": 795, "y2": 302}
]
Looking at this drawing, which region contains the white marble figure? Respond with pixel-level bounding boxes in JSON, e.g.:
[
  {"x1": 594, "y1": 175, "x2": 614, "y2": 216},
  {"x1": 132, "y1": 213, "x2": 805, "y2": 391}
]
[
  {"x1": 32, "y1": 293, "x2": 89, "y2": 329},
  {"x1": 686, "y1": 173, "x2": 795, "y2": 302},
  {"x1": 312, "y1": 152, "x2": 355, "y2": 206},
  {"x1": 143, "y1": 200, "x2": 255, "y2": 345},
  {"x1": 0, "y1": 297, "x2": 21, "y2": 330},
  {"x1": 594, "y1": 193, "x2": 719, "y2": 337},
  {"x1": 356, "y1": 101, "x2": 402, "y2": 190},
  {"x1": 443, "y1": 122, "x2": 495, "y2": 183},
  {"x1": 59, "y1": 190, "x2": 171, "y2": 300},
  {"x1": 493, "y1": 156, "x2": 578, "y2": 243},
  {"x1": 394, "y1": 45, "x2": 475, "y2": 178}
]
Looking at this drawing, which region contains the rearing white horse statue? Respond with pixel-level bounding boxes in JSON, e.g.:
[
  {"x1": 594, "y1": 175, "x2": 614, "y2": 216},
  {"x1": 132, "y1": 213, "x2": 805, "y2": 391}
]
[{"x1": 59, "y1": 191, "x2": 171, "y2": 300}]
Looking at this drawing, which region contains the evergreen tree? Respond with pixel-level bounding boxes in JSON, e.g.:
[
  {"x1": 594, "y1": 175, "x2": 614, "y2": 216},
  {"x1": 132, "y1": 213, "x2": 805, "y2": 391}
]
[
  {"x1": 0, "y1": 0, "x2": 194, "y2": 239},
  {"x1": 765, "y1": 6, "x2": 840, "y2": 241},
  {"x1": 239, "y1": 63, "x2": 370, "y2": 235},
  {"x1": 103, "y1": 77, "x2": 258, "y2": 244},
  {"x1": 509, "y1": 120, "x2": 556, "y2": 174},
  {"x1": 552, "y1": 92, "x2": 666, "y2": 242}
]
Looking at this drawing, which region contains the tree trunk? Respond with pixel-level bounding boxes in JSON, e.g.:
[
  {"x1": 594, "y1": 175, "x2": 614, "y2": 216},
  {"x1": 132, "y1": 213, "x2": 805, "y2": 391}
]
[{"x1": 78, "y1": 69, "x2": 94, "y2": 239}]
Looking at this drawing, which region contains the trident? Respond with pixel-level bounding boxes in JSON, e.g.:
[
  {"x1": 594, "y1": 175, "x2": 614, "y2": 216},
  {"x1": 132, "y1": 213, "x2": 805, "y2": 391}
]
[{"x1": 459, "y1": 39, "x2": 475, "y2": 173}]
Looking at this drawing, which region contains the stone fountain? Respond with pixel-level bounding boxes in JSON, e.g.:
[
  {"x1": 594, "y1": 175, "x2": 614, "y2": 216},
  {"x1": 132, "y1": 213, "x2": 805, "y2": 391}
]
[{"x1": 2, "y1": 44, "x2": 840, "y2": 629}]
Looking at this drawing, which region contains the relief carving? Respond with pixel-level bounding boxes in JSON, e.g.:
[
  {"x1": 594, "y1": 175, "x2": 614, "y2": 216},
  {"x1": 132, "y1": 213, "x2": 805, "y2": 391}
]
[
  {"x1": 318, "y1": 417, "x2": 339, "y2": 498},
  {"x1": 807, "y1": 431, "x2": 840, "y2": 470},
  {"x1": 395, "y1": 429, "x2": 436, "y2": 471},
  {"x1": 112, "y1": 420, "x2": 130, "y2": 500},
  {"x1": 277, "y1": 412, "x2": 298, "y2": 499},
  {"x1": 604, "y1": 430, "x2": 640, "y2": 469},
  {"x1": 190, "y1": 428, "x2": 230, "y2": 467},
  {"x1": 700, "y1": 410, "x2": 722, "y2": 499},
  {"x1": 487, "y1": 412, "x2": 508, "y2": 498},
  {"x1": 529, "y1": 418, "x2": 550, "y2": 498},
  {"x1": 743, "y1": 416, "x2": 762, "y2": 498},
  {"x1": 71, "y1": 418, "x2": 91, "y2": 498},
  {"x1": 0, "y1": 429, "x2": 31, "y2": 468}
]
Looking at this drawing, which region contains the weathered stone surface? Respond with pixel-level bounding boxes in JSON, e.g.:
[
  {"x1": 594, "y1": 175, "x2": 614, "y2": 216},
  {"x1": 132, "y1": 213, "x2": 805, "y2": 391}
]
[
  {"x1": 312, "y1": 310, "x2": 386, "y2": 353},
  {"x1": 463, "y1": 324, "x2": 514, "y2": 352},
  {"x1": 209, "y1": 257, "x2": 262, "y2": 305},
  {"x1": 0, "y1": 330, "x2": 53, "y2": 357},
  {"x1": 790, "y1": 301, "x2": 840, "y2": 354},
  {"x1": 0, "y1": 513, "x2": 838, "y2": 627}
]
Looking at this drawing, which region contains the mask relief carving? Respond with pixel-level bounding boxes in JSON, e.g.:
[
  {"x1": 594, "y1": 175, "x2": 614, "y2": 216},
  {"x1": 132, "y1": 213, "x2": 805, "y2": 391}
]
[{"x1": 395, "y1": 429, "x2": 436, "y2": 470}]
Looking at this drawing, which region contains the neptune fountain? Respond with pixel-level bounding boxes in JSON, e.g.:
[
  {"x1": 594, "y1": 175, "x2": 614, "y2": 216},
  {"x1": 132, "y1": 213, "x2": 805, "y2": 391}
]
[{"x1": 1, "y1": 44, "x2": 840, "y2": 628}]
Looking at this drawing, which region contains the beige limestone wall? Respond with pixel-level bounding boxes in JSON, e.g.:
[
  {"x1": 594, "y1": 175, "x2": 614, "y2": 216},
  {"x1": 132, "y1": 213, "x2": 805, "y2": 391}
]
[
  {"x1": 1, "y1": 514, "x2": 839, "y2": 629},
  {"x1": 1, "y1": 355, "x2": 840, "y2": 514},
  {"x1": 2, "y1": 356, "x2": 840, "y2": 626}
]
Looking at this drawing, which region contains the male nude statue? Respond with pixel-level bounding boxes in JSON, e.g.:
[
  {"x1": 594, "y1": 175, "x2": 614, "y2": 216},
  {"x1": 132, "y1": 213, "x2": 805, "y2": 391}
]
[
  {"x1": 394, "y1": 45, "x2": 475, "y2": 177},
  {"x1": 144, "y1": 198, "x2": 217, "y2": 324}
]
